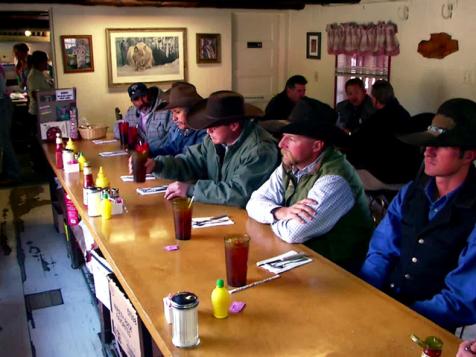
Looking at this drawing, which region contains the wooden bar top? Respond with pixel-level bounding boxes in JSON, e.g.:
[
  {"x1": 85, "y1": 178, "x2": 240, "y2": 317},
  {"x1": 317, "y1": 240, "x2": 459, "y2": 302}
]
[{"x1": 43, "y1": 138, "x2": 461, "y2": 356}]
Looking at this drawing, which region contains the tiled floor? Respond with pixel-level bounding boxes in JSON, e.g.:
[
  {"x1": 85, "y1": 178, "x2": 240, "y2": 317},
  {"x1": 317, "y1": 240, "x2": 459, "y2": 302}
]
[{"x1": 0, "y1": 184, "x2": 102, "y2": 357}]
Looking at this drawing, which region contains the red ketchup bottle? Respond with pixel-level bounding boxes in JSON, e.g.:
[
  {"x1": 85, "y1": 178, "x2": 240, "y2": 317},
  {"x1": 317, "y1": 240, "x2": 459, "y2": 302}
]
[{"x1": 55, "y1": 133, "x2": 64, "y2": 169}]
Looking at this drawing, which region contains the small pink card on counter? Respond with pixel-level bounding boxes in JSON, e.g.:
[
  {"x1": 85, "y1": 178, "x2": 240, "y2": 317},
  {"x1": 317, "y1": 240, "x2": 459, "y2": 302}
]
[
  {"x1": 229, "y1": 301, "x2": 246, "y2": 314},
  {"x1": 164, "y1": 245, "x2": 179, "y2": 252}
]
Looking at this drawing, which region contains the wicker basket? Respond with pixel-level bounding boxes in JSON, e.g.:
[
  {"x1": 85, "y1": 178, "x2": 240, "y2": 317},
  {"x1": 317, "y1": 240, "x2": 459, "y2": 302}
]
[{"x1": 78, "y1": 125, "x2": 108, "y2": 140}]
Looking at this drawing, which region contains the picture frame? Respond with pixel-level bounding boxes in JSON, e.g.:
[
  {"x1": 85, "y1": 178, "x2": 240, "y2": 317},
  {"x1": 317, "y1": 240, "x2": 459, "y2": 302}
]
[
  {"x1": 60, "y1": 35, "x2": 94, "y2": 73},
  {"x1": 196, "y1": 33, "x2": 221, "y2": 64},
  {"x1": 306, "y1": 32, "x2": 321, "y2": 60},
  {"x1": 105, "y1": 28, "x2": 187, "y2": 87}
]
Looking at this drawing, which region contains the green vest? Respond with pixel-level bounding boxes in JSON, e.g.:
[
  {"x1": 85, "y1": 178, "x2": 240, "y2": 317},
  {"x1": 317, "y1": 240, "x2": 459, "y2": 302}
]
[{"x1": 283, "y1": 147, "x2": 373, "y2": 271}]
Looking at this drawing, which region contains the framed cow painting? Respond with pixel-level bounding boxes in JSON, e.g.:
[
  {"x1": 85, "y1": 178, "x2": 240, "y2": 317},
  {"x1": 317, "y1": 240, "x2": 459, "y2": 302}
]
[
  {"x1": 60, "y1": 35, "x2": 94, "y2": 73},
  {"x1": 105, "y1": 28, "x2": 187, "y2": 87}
]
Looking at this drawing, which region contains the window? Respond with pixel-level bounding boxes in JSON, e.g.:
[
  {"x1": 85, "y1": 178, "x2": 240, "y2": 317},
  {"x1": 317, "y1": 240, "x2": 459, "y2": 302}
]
[{"x1": 334, "y1": 54, "x2": 391, "y2": 105}]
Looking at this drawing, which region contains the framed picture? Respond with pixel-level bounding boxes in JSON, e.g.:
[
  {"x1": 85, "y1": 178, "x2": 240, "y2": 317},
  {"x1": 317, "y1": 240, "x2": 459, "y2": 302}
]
[
  {"x1": 60, "y1": 35, "x2": 94, "y2": 73},
  {"x1": 196, "y1": 33, "x2": 221, "y2": 64},
  {"x1": 306, "y1": 32, "x2": 321, "y2": 60},
  {"x1": 105, "y1": 28, "x2": 187, "y2": 87}
]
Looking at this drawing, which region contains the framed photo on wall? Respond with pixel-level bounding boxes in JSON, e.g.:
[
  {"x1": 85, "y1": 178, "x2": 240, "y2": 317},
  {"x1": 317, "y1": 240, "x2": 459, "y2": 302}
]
[
  {"x1": 105, "y1": 28, "x2": 187, "y2": 87},
  {"x1": 196, "y1": 33, "x2": 221, "y2": 64},
  {"x1": 60, "y1": 35, "x2": 94, "y2": 73},
  {"x1": 306, "y1": 32, "x2": 321, "y2": 60}
]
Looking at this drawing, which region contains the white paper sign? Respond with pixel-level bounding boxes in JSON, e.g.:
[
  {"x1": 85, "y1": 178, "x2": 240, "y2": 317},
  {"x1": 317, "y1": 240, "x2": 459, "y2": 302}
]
[{"x1": 56, "y1": 89, "x2": 75, "y2": 101}]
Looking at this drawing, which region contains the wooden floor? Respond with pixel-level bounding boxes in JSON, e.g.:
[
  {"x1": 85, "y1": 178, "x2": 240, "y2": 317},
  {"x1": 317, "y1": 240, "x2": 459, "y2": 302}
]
[{"x1": 0, "y1": 184, "x2": 103, "y2": 357}]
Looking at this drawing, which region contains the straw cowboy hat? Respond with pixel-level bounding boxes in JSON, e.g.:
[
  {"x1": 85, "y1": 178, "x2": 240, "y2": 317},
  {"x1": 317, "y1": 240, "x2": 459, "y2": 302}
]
[
  {"x1": 187, "y1": 90, "x2": 263, "y2": 130},
  {"x1": 399, "y1": 98, "x2": 476, "y2": 148}
]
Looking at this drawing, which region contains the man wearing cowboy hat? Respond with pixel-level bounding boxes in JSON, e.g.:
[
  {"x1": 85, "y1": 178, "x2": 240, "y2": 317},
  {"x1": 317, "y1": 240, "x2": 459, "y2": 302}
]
[
  {"x1": 142, "y1": 90, "x2": 279, "y2": 207},
  {"x1": 114, "y1": 82, "x2": 172, "y2": 155},
  {"x1": 247, "y1": 97, "x2": 373, "y2": 272},
  {"x1": 155, "y1": 82, "x2": 206, "y2": 156},
  {"x1": 360, "y1": 98, "x2": 476, "y2": 331}
]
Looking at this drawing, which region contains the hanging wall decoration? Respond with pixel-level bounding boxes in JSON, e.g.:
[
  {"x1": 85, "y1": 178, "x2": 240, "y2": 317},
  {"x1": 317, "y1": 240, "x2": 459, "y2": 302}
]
[
  {"x1": 106, "y1": 28, "x2": 187, "y2": 86},
  {"x1": 417, "y1": 33, "x2": 458, "y2": 59}
]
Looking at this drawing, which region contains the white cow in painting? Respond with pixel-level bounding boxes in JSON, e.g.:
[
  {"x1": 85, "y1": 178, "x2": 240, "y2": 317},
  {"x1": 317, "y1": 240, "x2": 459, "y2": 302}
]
[{"x1": 127, "y1": 42, "x2": 154, "y2": 71}]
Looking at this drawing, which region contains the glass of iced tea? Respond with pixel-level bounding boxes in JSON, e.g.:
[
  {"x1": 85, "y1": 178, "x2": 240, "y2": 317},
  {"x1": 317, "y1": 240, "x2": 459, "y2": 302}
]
[
  {"x1": 118, "y1": 121, "x2": 129, "y2": 150},
  {"x1": 171, "y1": 198, "x2": 193, "y2": 240},
  {"x1": 224, "y1": 234, "x2": 250, "y2": 287}
]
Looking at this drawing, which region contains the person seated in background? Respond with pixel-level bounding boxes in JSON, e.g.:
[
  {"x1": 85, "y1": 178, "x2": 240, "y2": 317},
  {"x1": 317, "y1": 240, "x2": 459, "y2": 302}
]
[
  {"x1": 155, "y1": 82, "x2": 206, "y2": 156},
  {"x1": 336, "y1": 77, "x2": 375, "y2": 134},
  {"x1": 139, "y1": 90, "x2": 279, "y2": 208},
  {"x1": 458, "y1": 340, "x2": 476, "y2": 357},
  {"x1": 246, "y1": 98, "x2": 373, "y2": 272},
  {"x1": 347, "y1": 80, "x2": 421, "y2": 185},
  {"x1": 360, "y1": 98, "x2": 476, "y2": 332},
  {"x1": 114, "y1": 82, "x2": 172, "y2": 155},
  {"x1": 13, "y1": 43, "x2": 29, "y2": 90},
  {"x1": 264, "y1": 75, "x2": 307, "y2": 120}
]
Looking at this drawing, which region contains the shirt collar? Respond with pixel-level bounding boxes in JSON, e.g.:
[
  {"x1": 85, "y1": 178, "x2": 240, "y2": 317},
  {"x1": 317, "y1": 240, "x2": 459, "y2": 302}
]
[{"x1": 290, "y1": 154, "x2": 324, "y2": 181}]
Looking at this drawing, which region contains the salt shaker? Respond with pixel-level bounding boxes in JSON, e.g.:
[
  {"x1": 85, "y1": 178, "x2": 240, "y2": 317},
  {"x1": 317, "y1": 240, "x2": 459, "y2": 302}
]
[{"x1": 170, "y1": 292, "x2": 200, "y2": 348}]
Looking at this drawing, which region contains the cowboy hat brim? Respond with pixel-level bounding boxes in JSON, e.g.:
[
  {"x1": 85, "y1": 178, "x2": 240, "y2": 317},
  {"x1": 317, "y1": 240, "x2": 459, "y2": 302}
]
[{"x1": 281, "y1": 120, "x2": 350, "y2": 147}]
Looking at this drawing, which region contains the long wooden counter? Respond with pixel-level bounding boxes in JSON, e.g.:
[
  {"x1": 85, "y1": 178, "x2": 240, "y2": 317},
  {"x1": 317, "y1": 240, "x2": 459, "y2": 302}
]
[{"x1": 43, "y1": 138, "x2": 460, "y2": 356}]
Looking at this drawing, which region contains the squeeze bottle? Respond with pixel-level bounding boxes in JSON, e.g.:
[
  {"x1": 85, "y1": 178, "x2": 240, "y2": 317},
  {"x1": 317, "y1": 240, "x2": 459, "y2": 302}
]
[{"x1": 211, "y1": 279, "x2": 231, "y2": 319}]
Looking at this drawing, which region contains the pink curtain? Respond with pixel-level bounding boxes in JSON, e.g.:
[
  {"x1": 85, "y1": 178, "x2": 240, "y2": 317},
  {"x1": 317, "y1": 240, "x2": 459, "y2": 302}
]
[{"x1": 326, "y1": 21, "x2": 400, "y2": 56}]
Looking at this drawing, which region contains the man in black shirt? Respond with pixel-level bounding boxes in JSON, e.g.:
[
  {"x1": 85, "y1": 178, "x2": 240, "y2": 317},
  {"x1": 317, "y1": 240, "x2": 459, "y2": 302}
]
[{"x1": 264, "y1": 75, "x2": 307, "y2": 120}]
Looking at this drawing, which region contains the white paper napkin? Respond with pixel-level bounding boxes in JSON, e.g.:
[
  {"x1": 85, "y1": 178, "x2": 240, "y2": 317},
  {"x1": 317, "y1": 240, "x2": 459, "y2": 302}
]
[
  {"x1": 192, "y1": 216, "x2": 234, "y2": 228},
  {"x1": 121, "y1": 174, "x2": 156, "y2": 182},
  {"x1": 99, "y1": 150, "x2": 128, "y2": 157},
  {"x1": 136, "y1": 186, "x2": 168, "y2": 195},
  {"x1": 256, "y1": 250, "x2": 312, "y2": 274},
  {"x1": 93, "y1": 139, "x2": 117, "y2": 145}
]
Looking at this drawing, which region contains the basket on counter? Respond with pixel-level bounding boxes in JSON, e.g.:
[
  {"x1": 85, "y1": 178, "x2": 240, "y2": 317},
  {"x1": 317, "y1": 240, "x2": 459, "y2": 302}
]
[{"x1": 78, "y1": 125, "x2": 108, "y2": 140}]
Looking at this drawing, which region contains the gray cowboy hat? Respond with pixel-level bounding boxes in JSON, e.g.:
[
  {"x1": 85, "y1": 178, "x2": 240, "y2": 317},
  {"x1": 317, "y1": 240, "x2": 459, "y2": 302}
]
[
  {"x1": 399, "y1": 98, "x2": 476, "y2": 148},
  {"x1": 187, "y1": 90, "x2": 263, "y2": 130},
  {"x1": 159, "y1": 82, "x2": 202, "y2": 110}
]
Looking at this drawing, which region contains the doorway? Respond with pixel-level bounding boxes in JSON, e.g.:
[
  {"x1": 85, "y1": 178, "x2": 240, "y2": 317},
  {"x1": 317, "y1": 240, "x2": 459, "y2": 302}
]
[{"x1": 232, "y1": 11, "x2": 287, "y2": 110}]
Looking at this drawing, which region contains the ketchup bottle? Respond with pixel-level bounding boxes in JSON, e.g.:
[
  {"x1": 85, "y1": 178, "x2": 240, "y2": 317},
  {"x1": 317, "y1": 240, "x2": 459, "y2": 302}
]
[{"x1": 55, "y1": 133, "x2": 63, "y2": 169}]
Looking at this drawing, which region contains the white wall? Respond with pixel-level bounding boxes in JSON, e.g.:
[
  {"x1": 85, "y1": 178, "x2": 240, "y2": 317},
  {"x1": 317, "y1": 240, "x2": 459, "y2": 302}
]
[
  {"x1": 50, "y1": 5, "x2": 234, "y2": 125},
  {"x1": 287, "y1": 0, "x2": 476, "y2": 115}
]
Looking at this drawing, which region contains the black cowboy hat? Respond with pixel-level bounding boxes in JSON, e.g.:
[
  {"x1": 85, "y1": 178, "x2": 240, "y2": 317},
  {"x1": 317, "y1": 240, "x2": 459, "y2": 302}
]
[
  {"x1": 280, "y1": 97, "x2": 349, "y2": 146},
  {"x1": 187, "y1": 90, "x2": 263, "y2": 130},
  {"x1": 159, "y1": 82, "x2": 202, "y2": 110},
  {"x1": 399, "y1": 98, "x2": 476, "y2": 148}
]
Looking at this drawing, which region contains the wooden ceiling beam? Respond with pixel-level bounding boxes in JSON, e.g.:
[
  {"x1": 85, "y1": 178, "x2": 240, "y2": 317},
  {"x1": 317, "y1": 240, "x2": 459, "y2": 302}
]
[{"x1": 0, "y1": 0, "x2": 359, "y2": 10}]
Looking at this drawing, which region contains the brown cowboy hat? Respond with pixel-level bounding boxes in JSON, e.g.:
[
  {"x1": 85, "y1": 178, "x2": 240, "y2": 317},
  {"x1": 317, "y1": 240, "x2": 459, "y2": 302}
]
[
  {"x1": 187, "y1": 90, "x2": 263, "y2": 130},
  {"x1": 158, "y1": 82, "x2": 202, "y2": 110}
]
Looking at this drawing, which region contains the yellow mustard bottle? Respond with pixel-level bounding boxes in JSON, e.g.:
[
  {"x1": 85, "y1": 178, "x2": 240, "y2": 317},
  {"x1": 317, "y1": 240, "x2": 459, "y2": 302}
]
[
  {"x1": 101, "y1": 192, "x2": 112, "y2": 220},
  {"x1": 95, "y1": 166, "x2": 109, "y2": 188},
  {"x1": 65, "y1": 137, "x2": 77, "y2": 153},
  {"x1": 77, "y1": 152, "x2": 87, "y2": 171},
  {"x1": 211, "y1": 279, "x2": 231, "y2": 319}
]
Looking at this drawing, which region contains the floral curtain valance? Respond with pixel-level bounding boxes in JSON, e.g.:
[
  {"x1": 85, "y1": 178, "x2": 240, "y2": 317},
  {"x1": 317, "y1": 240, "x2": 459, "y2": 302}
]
[{"x1": 326, "y1": 21, "x2": 400, "y2": 56}]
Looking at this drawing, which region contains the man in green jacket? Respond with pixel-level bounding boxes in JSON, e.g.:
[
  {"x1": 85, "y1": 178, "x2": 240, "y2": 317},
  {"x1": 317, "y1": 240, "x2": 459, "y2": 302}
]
[
  {"x1": 246, "y1": 98, "x2": 373, "y2": 271},
  {"x1": 143, "y1": 90, "x2": 279, "y2": 208}
]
